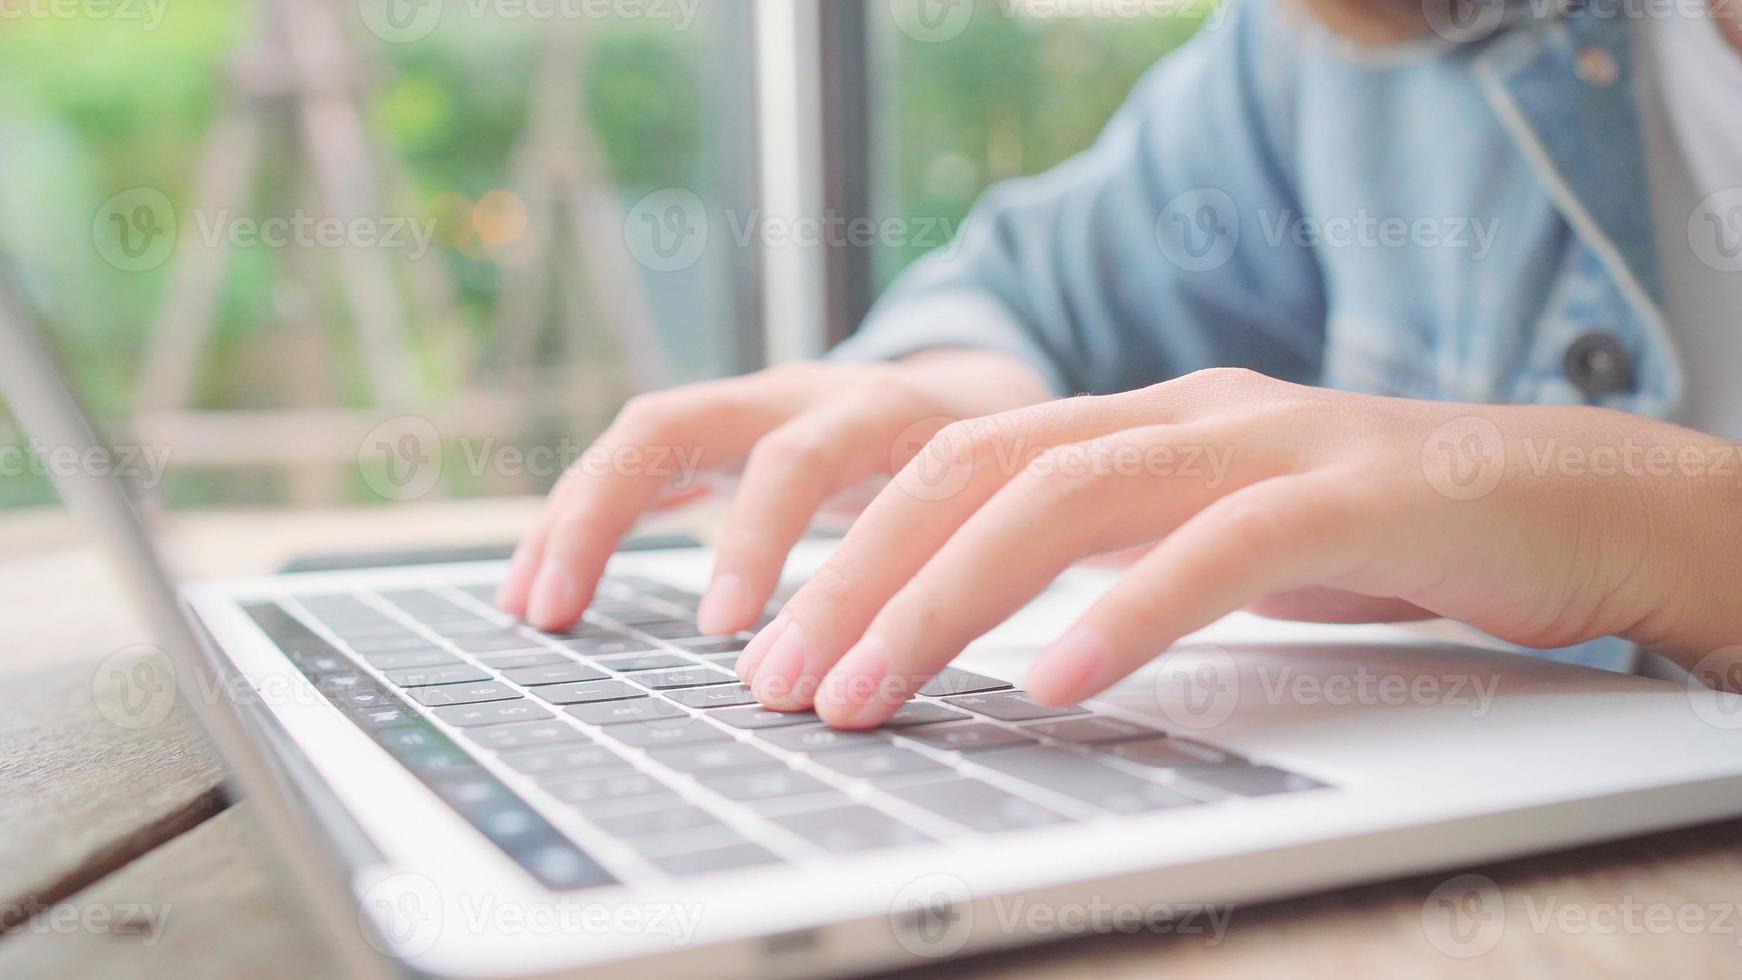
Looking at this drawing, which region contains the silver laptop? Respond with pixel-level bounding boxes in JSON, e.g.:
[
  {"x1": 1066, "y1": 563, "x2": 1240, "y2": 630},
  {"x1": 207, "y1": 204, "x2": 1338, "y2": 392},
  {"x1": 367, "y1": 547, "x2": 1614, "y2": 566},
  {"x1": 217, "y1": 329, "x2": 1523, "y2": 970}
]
[{"x1": 6, "y1": 274, "x2": 1742, "y2": 978}]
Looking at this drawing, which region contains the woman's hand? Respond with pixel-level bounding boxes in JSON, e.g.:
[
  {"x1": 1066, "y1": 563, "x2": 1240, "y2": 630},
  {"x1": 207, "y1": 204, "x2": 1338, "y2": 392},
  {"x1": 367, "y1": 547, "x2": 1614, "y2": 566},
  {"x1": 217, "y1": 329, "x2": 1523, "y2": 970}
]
[
  {"x1": 497, "y1": 350, "x2": 1053, "y2": 634},
  {"x1": 741, "y1": 368, "x2": 1742, "y2": 727}
]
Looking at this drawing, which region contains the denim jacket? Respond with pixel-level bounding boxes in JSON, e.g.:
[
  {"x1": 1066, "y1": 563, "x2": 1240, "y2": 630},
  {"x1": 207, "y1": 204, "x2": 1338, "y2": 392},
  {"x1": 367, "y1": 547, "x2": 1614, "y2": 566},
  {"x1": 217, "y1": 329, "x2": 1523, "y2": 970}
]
[{"x1": 835, "y1": 0, "x2": 1667, "y2": 670}]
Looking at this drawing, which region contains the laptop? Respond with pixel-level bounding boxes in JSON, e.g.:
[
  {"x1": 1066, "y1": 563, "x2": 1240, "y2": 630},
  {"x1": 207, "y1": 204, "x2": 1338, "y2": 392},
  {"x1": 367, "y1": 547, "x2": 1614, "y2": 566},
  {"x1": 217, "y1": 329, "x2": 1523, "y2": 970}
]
[{"x1": 6, "y1": 273, "x2": 1742, "y2": 978}]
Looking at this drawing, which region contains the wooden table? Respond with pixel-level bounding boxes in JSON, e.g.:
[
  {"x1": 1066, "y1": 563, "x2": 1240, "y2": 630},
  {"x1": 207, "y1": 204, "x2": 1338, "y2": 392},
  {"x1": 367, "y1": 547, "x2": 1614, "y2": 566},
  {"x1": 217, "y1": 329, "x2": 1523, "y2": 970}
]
[{"x1": 2, "y1": 498, "x2": 1739, "y2": 978}]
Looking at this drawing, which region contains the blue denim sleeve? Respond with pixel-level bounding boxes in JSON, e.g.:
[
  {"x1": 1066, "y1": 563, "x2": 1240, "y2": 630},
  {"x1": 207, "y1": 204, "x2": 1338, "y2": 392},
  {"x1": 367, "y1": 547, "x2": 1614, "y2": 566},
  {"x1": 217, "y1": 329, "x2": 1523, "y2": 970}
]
[{"x1": 831, "y1": 0, "x2": 1328, "y2": 396}]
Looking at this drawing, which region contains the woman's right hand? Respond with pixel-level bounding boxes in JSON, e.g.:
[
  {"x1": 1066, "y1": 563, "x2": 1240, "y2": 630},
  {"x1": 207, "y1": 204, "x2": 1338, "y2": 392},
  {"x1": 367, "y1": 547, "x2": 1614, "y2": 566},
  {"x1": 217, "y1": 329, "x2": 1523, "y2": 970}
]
[{"x1": 496, "y1": 349, "x2": 1054, "y2": 638}]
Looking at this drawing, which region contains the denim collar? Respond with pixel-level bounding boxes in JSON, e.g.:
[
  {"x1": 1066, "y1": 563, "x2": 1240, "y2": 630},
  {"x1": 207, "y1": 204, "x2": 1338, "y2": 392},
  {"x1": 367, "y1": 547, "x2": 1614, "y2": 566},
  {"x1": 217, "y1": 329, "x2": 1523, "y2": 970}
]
[{"x1": 1474, "y1": 7, "x2": 1681, "y2": 405}]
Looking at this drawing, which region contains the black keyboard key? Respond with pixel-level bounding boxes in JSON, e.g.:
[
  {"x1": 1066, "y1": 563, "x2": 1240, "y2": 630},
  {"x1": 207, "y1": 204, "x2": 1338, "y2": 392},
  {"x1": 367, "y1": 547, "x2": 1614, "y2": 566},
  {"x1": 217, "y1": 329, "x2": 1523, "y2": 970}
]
[
  {"x1": 376, "y1": 725, "x2": 446, "y2": 754},
  {"x1": 513, "y1": 838, "x2": 617, "y2": 890},
  {"x1": 899, "y1": 723, "x2": 1036, "y2": 752},
  {"x1": 479, "y1": 651, "x2": 572, "y2": 670},
  {"x1": 710, "y1": 706, "x2": 818, "y2": 730},
  {"x1": 943, "y1": 691, "x2": 1088, "y2": 722},
  {"x1": 561, "y1": 636, "x2": 658, "y2": 658},
  {"x1": 1176, "y1": 764, "x2": 1328, "y2": 797},
  {"x1": 665, "y1": 683, "x2": 759, "y2": 709},
  {"x1": 531, "y1": 680, "x2": 643, "y2": 705},
  {"x1": 700, "y1": 769, "x2": 834, "y2": 803},
  {"x1": 565, "y1": 698, "x2": 687, "y2": 726},
  {"x1": 591, "y1": 804, "x2": 721, "y2": 838},
  {"x1": 450, "y1": 632, "x2": 549, "y2": 654},
  {"x1": 757, "y1": 725, "x2": 889, "y2": 753},
  {"x1": 356, "y1": 706, "x2": 412, "y2": 729},
  {"x1": 811, "y1": 746, "x2": 951, "y2": 781},
  {"x1": 407, "y1": 682, "x2": 521, "y2": 707},
  {"x1": 884, "y1": 779, "x2": 1070, "y2": 831},
  {"x1": 767, "y1": 805, "x2": 931, "y2": 854},
  {"x1": 674, "y1": 636, "x2": 750, "y2": 654},
  {"x1": 595, "y1": 652, "x2": 693, "y2": 672},
  {"x1": 603, "y1": 718, "x2": 730, "y2": 748},
  {"x1": 919, "y1": 668, "x2": 1013, "y2": 697},
  {"x1": 432, "y1": 700, "x2": 553, "y2": 728},
  {"x1": 463, "y1": 720, "x2": 588, "y2": 752},
  {"x1": 345, "y1": 633, "x2": 431, "y2": 654},
  {"x1": 385, "y1": 664, "x2": 490, "y2": 688},
  {"x1": 363, "y1": 649, "x2": 460, "y2": 670},
  {"x1": 1028, "y1": 716, "x2": 1162, "y2": 745},
  {"x1": 502, "y1": 662, "x2": 608, "y2": 686},
  {"x1": 1102, "y1": 737, "x2": 1232, "y2": 769},
  {"x1": 883, "y1": 702, "x2": 969, "y2": 727},
  {"x1": 543, "y1": 771, "x2": 667, "y2": 805},
  {"x1": 649, "y1": 843, "x2": 782, "y2": 876},
  {"x1": 634, "y1": 666, "x2": 736, "y2": 690},
  {"x1": 970, "y1": 746, "x2": 1203, "y2": 813},
  {"x1": 498, "y1": 743, "x2": 628, "y2": 778},
  {"x1": 647, "y1": 742, "x2": 784, "y2": 775}
]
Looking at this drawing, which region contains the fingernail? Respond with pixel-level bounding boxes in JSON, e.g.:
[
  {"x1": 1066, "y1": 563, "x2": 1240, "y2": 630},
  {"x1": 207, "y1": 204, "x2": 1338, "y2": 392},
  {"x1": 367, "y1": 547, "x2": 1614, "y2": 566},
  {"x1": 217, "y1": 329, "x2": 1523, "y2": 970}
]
[
  {"x1": 526, "y1": 564, "x2": 577, "y2": 629},
  {"x1": 696, "y1": 573, "x2": 751, "y2": 635},
  {"x1": 818, "y1": 634, "x2": 892, "y2": 729},
  {"x1": 1026, "y1": 627, "x2": 1111, "y2": 706},
  {"x1": 736, "y1": 613, "x2": 789, "y2": 684},
  {"x1": 751, "y1": 622, "x2": 809, "y2": 707},
  {"x1": 496, "y1": 547, "x2": 538, "y2": 611}
]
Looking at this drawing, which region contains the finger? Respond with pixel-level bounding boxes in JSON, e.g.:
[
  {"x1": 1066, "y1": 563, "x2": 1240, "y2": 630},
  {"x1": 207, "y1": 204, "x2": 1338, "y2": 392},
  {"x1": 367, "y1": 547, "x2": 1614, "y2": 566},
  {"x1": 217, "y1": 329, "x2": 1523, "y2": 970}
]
[
  {"x1": 1025, "y1": 470, "x2": 1371, "y2": 706},
  {"x1": 699, "y1": 396, "x2": 948, "y2": 637},
  {"x1": 518, "y1": 377, "x2": 816, "y2": 631},
  {"x1": 808, "y1": 422, "x2": 1283, "y2": 727},
  {"x1": 746, "y1": 395, "x2": 1160, "y2": 707}
]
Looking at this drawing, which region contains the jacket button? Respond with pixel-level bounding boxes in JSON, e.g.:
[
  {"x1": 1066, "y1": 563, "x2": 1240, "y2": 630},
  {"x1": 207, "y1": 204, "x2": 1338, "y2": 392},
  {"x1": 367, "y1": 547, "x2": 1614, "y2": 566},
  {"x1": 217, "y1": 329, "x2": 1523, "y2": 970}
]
[{"x1": 1563, "y1": 332, "x2": 1634, "y2": 400}]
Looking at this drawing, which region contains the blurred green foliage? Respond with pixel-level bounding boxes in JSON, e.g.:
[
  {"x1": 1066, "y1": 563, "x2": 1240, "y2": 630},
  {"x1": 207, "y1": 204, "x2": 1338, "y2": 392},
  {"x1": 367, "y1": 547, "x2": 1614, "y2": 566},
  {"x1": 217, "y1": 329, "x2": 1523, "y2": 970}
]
[{"x1": 0, "y1": 0, "x2": 1202, "y2": 509}]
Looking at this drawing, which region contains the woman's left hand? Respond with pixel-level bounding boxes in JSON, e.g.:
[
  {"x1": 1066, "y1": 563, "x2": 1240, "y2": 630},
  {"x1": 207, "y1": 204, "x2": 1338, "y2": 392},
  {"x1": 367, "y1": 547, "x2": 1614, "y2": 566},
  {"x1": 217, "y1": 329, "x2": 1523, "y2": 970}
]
[{"x1": 735, "y1": 368, "x2": 1742, "y2": 727}]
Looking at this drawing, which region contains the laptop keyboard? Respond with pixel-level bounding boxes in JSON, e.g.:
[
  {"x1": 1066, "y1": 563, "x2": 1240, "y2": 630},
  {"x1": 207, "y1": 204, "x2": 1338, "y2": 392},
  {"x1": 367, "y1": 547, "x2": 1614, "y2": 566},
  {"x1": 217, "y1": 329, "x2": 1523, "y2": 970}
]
[{"x1": 244, "y1": 576, "x2": 1329, "y2": 891}]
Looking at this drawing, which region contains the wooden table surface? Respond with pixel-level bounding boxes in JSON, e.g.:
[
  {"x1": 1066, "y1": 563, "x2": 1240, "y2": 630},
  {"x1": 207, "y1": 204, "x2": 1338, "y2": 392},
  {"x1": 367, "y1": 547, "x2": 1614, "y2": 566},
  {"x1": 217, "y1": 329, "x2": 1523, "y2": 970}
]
[{"x1": 2, "y1": 498, "x2": 1739, "y2": 978}]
